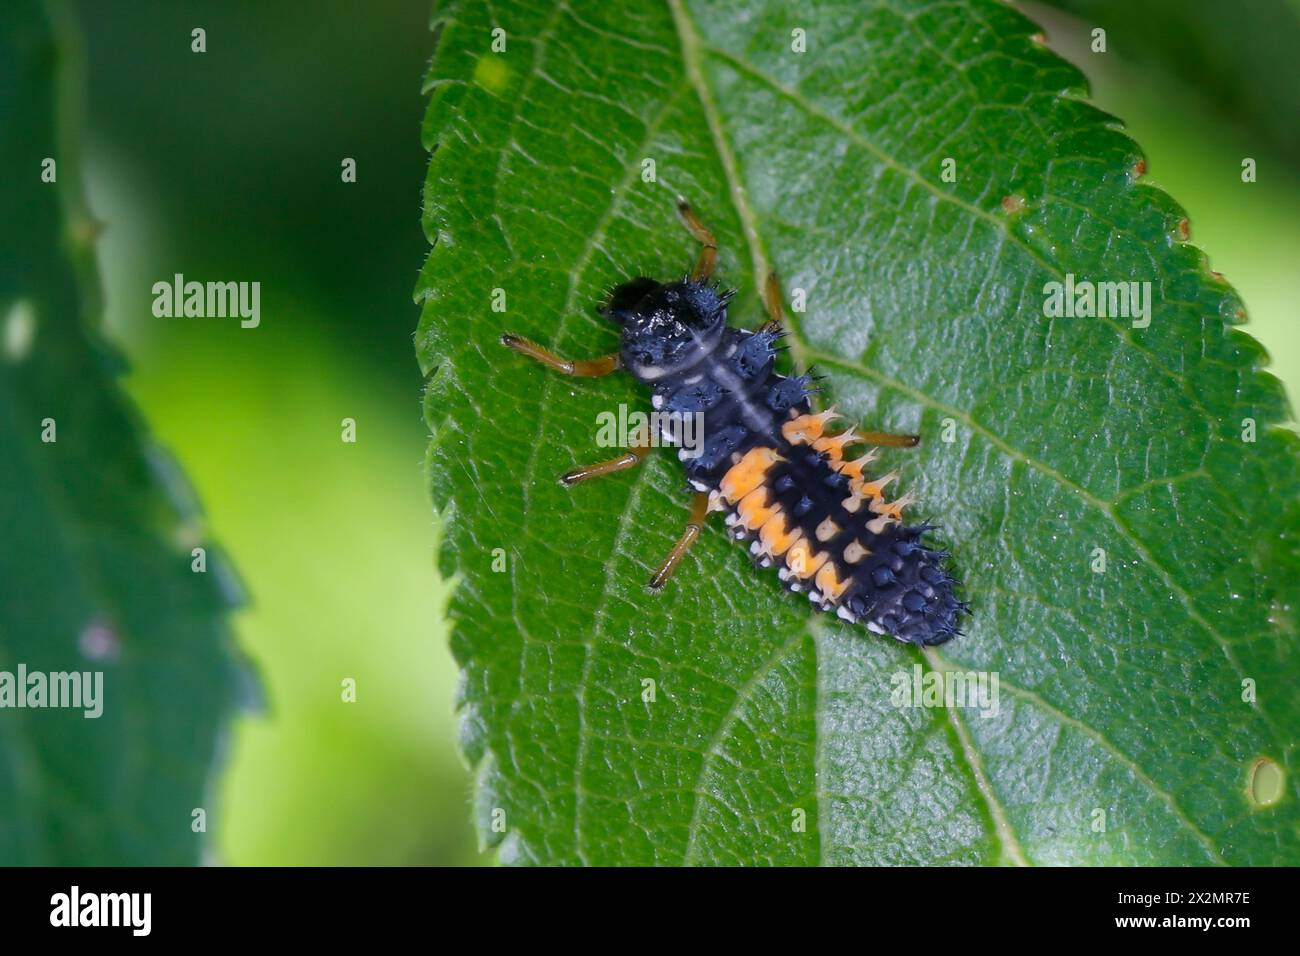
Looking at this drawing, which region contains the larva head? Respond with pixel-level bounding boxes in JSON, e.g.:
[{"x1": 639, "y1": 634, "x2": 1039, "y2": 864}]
[{"x1": 604, "y1": 278, "x2": 729, "y2": 382}]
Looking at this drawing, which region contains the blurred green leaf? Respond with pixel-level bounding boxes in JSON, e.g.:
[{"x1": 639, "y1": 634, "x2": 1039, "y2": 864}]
[
  {"x1": 416, "y1": 0, "x2": 1300, "y2": 864},
  {"x1": 0, "y1": 0, "x2": 246, "y2": 864},
  {"x1": 1037, "y1": 0, "x2": 1300, "y2": 162}
]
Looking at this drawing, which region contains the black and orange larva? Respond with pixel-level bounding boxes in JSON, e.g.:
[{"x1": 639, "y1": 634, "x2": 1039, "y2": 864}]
[{"x1": 501, "y1": 199, "x2": 967, "y2": 646}]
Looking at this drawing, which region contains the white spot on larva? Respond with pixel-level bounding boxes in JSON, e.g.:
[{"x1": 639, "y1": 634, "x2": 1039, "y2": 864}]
[
  {"x1": 690, "y1": 480, "x2": 708, "y2": 492},
  {"x1": 4, "y1": 300, "x2": 37, "y2": 362},
  {"x1": 836, "y1": 607, "x2": 856, "y2": 622},
  {"x1": 866, "y1": 621, "x2": 884, "y2": 634},
  {"x1": 651, "y1": 394, "x2": 664, "y2": 409},
  {"x1": 749, "y1": 541, "x2": 761, "y2": 554}
]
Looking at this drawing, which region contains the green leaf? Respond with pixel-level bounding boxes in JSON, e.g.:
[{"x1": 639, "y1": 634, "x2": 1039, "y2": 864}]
[
  {"x1": 0, "y1": 0, "x2": 247, "y2": 864},
  {"x1": 416, "y1": 0, "x2": 1300, "y2": 864}
]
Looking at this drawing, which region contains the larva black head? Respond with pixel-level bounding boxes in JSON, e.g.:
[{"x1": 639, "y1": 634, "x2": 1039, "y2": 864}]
[{"x1": 603, "y1": 277, "x2": 731, "y2": 382}]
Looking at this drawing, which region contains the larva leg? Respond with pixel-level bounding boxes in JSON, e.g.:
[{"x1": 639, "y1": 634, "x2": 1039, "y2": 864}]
[
  {"x1": 499, "y1": 333, "x2": 619, "y2": 377},
  {"x1": 760, "y1": 270, "x2": 787, "y2": 333},
  {"x1": 648, "y1": 491, "x2": 711, "y2": 590},
  {"x1": 560, "y1": 438, "x2": 651, "y2": 487},
  {"x1": 857, "y1": 430, "x2": 921, "y2": 448},
  {"x1": 676, "y1": 197, "x2": 717, "y2": 282}
]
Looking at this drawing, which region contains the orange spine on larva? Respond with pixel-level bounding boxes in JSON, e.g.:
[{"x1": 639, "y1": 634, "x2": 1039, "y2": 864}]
[{"x1": 712, "y1": 409, "x2": 964, "y2": 645}]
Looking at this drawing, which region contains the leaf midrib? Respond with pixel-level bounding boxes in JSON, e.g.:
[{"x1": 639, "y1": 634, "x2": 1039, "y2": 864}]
[{"x1": 927, "y1": 649, "x2": 1227, "y2": 863}]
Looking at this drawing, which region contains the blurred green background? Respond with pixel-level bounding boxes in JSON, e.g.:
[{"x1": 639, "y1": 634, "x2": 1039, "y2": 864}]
[
  {"x1": 70, "y1": 0, "x2": 1297, "y2": 865},
  {"x1": 76, "y1": 0, "x2": 485, "y2": 865}
]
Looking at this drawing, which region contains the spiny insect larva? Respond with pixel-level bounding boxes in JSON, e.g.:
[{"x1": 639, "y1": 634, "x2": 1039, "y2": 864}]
[{"x1": 500, "y1": 198, "x2": 967, "y2": 646}]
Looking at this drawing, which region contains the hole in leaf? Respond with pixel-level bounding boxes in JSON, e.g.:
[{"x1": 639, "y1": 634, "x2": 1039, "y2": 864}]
[{"x1": 1247, "y1": 757, "x2": 1284, "y2": 809}]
